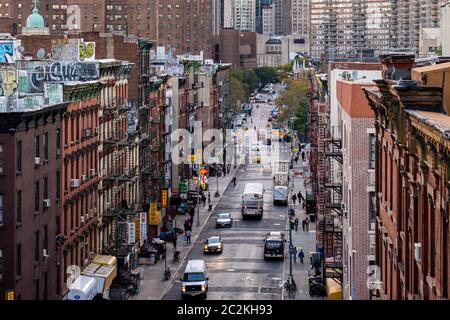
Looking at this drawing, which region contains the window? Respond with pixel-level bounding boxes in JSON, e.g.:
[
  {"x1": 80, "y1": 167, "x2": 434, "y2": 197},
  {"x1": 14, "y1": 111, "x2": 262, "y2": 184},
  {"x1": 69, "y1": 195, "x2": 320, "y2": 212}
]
[
  {"x1": 0, "y1": 194, "x2": 3, "y2": 227},
  {"x1": 0, "y1": 248, "x2": 3, "y2": 280},
  {"x1": 56, "y1": 128, "x2": 60, "y2": 157},
  {"x1": 56, "y1": 170, "x2": 60, "y2": 200},
  {"x1": 35, "y1": 181, "x2": 40, "y2": 213},
  {"x1": 0, "y1": 144, "x2": 3, "y2": 174},
  {"x1": 369, "y1": 192, "x2": 376, "y2": 230},
  {"x1": 34, "y1": 230, "x2": 40, "y2": 262},
  {"x1": 369, "y1": 134, "x2": 375, "y2": 169},
  {"x1": 44, "y1": 225, "x2": 48, "y2": 251},
  {"x1": 35, "y1": 135, "x2": 40, "y2": 158},
  {"x1": 16, "y1": 244, "x2": 21, "y2": 277},
  {"x1": 16, "y1": 141, "x2": 22, "y2": 172},
  {"x1": 16, "y1": 191, "x2": 21, "y2": 224},
  {"x1": 44, "y1": 132, "x2": 48, "y2": 161},
  {"x1": 43, "y1": 176, "x2": 48, "y2": 199}
]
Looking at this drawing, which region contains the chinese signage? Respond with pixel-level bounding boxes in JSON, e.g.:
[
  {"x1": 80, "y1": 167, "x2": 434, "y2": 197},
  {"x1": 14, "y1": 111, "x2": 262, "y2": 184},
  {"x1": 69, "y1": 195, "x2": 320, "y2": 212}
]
[
  {"x1": 140, "y1": 212, "x2": 147, "y2": 239},
  {"x1": 148, "y1": 202, "x2": 160, "y2": 225},
  {"x1": 134, "y1": 218, "x2": 140, "y2": 241},
  {"x1": 161, "y1": 189, "x2": 168, "y2": 208},
  {"x1": 128, "y1": 222, "x2": 136, "y2": 244},
  {"x1": 178, "y1": 182, "x2": 188, "y2": 193}
]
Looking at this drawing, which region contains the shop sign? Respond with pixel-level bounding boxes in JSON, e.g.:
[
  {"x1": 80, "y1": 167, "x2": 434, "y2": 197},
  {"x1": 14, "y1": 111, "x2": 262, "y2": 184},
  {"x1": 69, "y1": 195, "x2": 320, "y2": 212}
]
[
  {"x1": 134, "y1": 218, "x2": 140, "y2": 241},
  {"x1": 140, "y1": 212, "x2": 147, "y2": 239},
  {"x1": 128, "y1": 222, "x2": 136, "y2": 244},
  {"x1": 161, "y1": 189, "x2": 168, "y2": 208},
  {"x1": 178, "y1": 182, "x2": 188, "y2": 193},
  {"x1": 148, "y1": 202, "x2": 160, "y2": 225}
]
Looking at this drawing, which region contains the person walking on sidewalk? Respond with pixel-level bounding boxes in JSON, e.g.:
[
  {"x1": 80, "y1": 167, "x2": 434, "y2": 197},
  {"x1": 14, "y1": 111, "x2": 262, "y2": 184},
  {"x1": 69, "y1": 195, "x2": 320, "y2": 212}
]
[
  {"x1": 291, "y1": 193, "x2": 297, "y2": 205},
  {"x1": 185, "y1": 230, "x2": 192, "y2": 244},
  {"x1": 294, "y1": 218, "x2": 299, "y2": 232},
  {"x1": 305, "y1": 216, "x2": 310, "y2": 232},
  {"x1": 298, "y1": 249, "x2": 304, "y2": 264},
  {"x1": 172, "y1": 234, "x2": 178, "y2": 249},
  {"x1": 302, "y1": 218, "x2": 306, "y2": 231},
  {"x1": 301, "y1": 151, "x2": 305, "y2": 162},
  {"x1": 208, "y1": 191, "x2": 211, "y2": 204},
  {"x1": 232, "y1": 176, "x2": 237, "y2": 186},
  {"x1": 292, "y1": 246, "x2": 298, "y2": 263},
  {"x1": 297, "y1": 191, "x2": 303, "y2": 204},
  {"x1": 227, "y1": 164, "x2": 231, "y2": 174}
]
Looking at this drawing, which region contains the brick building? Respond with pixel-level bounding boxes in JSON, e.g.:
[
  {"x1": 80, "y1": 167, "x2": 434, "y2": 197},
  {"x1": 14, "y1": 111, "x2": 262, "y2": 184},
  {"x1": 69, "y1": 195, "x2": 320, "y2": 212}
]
[
  {"x1": 336, "y1": 79, "x2": 377, "y2": 300},
  {"x1": 214, "y1": 29, "x2": 257, "y2": 69},
  {"x1": 364, "y1": 55, "x2": 450, "y2": 299},
  {"x1": 0, "y1": 103, "x2": 67, "y2": 300}
]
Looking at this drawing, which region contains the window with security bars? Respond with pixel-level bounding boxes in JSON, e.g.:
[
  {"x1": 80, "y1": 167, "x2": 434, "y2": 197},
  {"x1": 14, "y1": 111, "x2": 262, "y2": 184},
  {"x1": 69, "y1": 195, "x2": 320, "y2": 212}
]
[{"x1": 369, "y1": 134, "x2": 375, "y2": 169}]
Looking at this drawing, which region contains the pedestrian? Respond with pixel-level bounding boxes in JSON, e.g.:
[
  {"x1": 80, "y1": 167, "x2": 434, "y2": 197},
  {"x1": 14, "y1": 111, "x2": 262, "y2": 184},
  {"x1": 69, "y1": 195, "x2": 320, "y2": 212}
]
[
  {"x1": 298, "y1": 249, "x2": 305, "y2": 264},
  {"x1": 202, "y1": 194, "x2": 206, "y2": 207},
  {"x1": 294, "y1": 156, "x2": 299, "y2": 164},
  {"x1": 291, "y1": 193, "x2": 297, "y2": 205},
  {"x1": 293, "y1": 246, "x2": 298, "y2": 263},
  {"x1": 232, "y1": 176, "x2": 237, "y2": 186},
  {"x1": 208, "y1": 191, "x2": 211, "y2": 204},
  {"x1": 301, "y1": 151, "x2": 305, "y2": 161},
  {"x1": 289, "y1": 218, "x2": 295, "y2": 230},
  {"x1": 305, "y1": 216, "x2": 310, "y2": 232},
  {"x1": 172, "y1": 234, "x2": 177, "y2": 249},
  {"x1": 223, "y1": 165, "x2": 227, "y2": 176},
  {"x1": 185, "y1": 230, "x2": 192, "y2": 244},
  {"x1": 227, "y1": 164, "x2": 231, "y2": 174},
  {"x1": 297, "y1": 191, "x2": 303, "y2": 204},
  {"x1": 294, "y1": 218, "x2": 299, "y2": 232},
  {"x1": 302, "y1": 219, "x2": 306, "y2": 231}
]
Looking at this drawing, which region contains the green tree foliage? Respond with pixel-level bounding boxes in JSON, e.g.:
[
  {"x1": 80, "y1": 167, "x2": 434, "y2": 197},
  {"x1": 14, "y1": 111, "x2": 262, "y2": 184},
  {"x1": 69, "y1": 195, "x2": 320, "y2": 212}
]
[
  {"x1": 275, "y1": 80, "x2": 308, "y2": 134},
  {"x1": 229, "y1": 75, "x2": 246, "y2": 112},
  {"x1": 254, "y1": 67, "x2": 278, "y2": 86}
]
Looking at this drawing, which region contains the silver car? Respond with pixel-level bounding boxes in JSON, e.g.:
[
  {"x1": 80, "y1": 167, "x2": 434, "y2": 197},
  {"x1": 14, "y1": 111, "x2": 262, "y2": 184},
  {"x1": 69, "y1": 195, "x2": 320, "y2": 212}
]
[{"x1": 215, "y1": 213, "x2": 233, "y2": 228}]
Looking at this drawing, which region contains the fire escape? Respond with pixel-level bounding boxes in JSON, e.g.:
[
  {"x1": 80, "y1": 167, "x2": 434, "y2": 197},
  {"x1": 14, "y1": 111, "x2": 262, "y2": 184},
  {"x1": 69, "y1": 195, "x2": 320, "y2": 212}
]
[{"x1": 322, "y1": 125, "x2": 343, "y2": 286}]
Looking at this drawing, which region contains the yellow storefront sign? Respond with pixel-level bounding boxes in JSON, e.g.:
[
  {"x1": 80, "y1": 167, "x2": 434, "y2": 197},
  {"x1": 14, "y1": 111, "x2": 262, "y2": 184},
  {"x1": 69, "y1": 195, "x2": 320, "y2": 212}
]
[
  {"x1": 161, "y1": 189, "x2": 168, "y2": 208},
  {"x1": 148, "y1": 202, "x2": 161, "y2": 225},
  {"x1": 135, "y1": 218, "x2": 140, "y2": 241}
]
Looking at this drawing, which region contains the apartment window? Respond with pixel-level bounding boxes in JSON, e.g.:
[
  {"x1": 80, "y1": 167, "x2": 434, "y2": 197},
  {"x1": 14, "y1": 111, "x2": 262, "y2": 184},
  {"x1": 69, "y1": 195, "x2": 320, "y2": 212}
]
[
  {"x1": 0, "y1": 194, "x2": 3, "y2": 227},
  {"x1": 35, "y1": 181, "x2": 40, "y2": 213},
  {"x1": 44, "y1": 225, "x2": 48, "y2": 251},
  {"x1": 16, "y1": 190, "x2": 22, "y2": 224},
  {"x1": 56, "y1": 128, "x2": 61, "y2": 157},
  {"x1": 34, "y1": 230, "x2": 40, "y2": 262},
  {"x1": 35, "y1": 135, "x2": 40, "y2": 158},
  {"x1": 56, "y1": 170, "x2": 61, "y2": 200},
  {"x1": 0, "y1": 248, "x2": 3, "y2": 280},
  {"x1": 43, "y1": 176, "x2": 48, "y2": 199},
  {"x1": 369, "y1": 134, "x2": 375, "y2": 169},
  {"x1": 369, "y1": 192, "x2": 376, "y2": 230},
  {"x1": 0, "y1": 144, "x2": 3, "y2": 174},
  {"x1": 16, "y1": 244, "x2": 21, "y2": 277},
  {"x1": 16, "y1": 140, "x2": 22, "y2": 172},
  {"x1": 44, "y1": 132, "x2": 49, "y2": 161}
]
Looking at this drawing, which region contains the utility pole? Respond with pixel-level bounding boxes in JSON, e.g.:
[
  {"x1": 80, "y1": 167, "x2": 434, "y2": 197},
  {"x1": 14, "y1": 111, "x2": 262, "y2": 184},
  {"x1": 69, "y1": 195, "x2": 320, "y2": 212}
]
[{"x1": 196, "y1": 159, "x2": 200, "y2": 227}]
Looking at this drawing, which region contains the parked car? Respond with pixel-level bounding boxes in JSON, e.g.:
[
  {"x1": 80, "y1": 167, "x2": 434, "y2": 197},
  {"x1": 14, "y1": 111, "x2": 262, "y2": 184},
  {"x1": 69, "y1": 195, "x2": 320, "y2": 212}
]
[
  {"x1": 215, "y1": 213, "x2": 233, "y2": 228},
  {"x1": 204, "y1": 236, "x2": 223, "y2": 254}
]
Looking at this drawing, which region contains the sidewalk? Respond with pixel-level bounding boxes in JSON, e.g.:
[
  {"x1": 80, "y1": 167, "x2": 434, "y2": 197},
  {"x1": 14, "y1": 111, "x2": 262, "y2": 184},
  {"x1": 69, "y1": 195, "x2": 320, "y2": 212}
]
[
  {"x1": 131, "y1": 164, "x2": 240, "y2": 300},
  {"x1": 284, "y1": 158, "x2": 321, "y2": 300}
]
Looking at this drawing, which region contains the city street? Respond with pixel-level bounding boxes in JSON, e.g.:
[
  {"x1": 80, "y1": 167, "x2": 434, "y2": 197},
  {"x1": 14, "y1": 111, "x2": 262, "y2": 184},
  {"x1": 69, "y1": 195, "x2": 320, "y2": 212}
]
[{"x1": 160, "y1": 100, "x2": 318, "y2": 300}]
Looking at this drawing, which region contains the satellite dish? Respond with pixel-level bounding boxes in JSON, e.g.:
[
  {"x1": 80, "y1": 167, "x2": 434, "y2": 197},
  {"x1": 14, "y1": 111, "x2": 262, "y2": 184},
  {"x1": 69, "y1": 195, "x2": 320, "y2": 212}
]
[{"x1": 37, "y1": 48, "x2": 46, "y2": 60}]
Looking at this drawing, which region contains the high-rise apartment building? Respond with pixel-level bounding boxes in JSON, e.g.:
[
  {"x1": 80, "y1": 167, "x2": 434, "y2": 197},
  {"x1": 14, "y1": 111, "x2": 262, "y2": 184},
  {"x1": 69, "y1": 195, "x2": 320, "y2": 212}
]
[
  {"x1": 256, "y1": 0, "x2": 273, "y2": 33},
  {"x1": 262, "y1": 4, "x2": 275, "y2": 36},
  {"x1": 233, "y1": 0, "x2": 256, "y2": 32},
  {"x1": 291, "y1": 0, "x2": 309, "y2": 38},
  {"x1": 273, "y1": 0, "x2": 291, "y2": 35}
]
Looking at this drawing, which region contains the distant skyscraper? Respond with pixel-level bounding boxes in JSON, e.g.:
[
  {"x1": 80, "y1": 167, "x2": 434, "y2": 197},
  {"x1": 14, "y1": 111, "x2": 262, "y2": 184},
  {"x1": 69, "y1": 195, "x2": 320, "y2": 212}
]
[
  {"x1": 290, "y1": 0, "x2": 309, "y2": 39},
  {"x1": 234, "y1": 0, "x2": 256, "y2": 32},
  {"x1": 273, "y1": 0, "x2": 291, "y2": 35},
  {"x1": 256, "y1": 0, "x2": 273, "y2": 33},
  {"x1": 262, "y1": 4, "x2": 275, "y2": 36}
]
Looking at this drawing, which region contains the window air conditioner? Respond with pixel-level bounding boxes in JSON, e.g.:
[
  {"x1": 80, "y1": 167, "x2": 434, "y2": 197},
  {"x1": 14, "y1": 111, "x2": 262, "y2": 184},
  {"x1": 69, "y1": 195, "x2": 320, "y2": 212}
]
[
  {"x1": 414, "y1": 243, "x2": 421, "y2": 262},
  {"x1": 80, "y1": 216, "x2": 85, "y2": 224},
  {"x1": 71, "y1": 179, "x2": 80, "y2": 188},
  {"x1": 81, "y1": 175, "x2": 87, "y2": 182},
  {"x1": 43, "y1": 199, "x2": 51, "y2": 208},
  {"x1": 90, "y1": 169, "x2": 96, "y2": 176},
  {"x1": 43, "y1": 249, "x2": 49, "y2": 259},
  {"x1": 35, "y1": 157, "x2": 41, "y2": 165}
]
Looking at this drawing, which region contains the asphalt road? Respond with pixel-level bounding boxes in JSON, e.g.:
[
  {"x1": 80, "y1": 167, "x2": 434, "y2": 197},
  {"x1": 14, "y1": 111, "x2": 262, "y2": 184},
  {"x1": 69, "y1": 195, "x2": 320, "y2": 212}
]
[{"x1": 162, "y1": 98, "x2": 293, "y2": 300}]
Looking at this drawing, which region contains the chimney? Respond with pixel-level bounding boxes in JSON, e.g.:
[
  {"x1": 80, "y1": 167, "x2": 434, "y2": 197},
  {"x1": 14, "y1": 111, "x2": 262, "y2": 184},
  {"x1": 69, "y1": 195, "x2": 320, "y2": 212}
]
[{"x1": 379, "y1": 54, "x2": 416, "y2": 81}]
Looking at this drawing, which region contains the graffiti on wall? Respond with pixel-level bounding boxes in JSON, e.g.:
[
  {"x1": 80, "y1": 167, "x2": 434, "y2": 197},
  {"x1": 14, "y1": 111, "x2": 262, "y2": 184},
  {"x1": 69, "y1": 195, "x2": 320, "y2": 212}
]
[
  {"x1": 0, "y1": 42, "x2": 14, "y2": 63},
  {"x1": 79, "y1": 42, "x2": 95, "y2": 62},
  {"x1": 23, "y1": 61, "x2": 100, "y2": 92},
  {"x1": 16, "y1": 95, "x2": 44, "y2": 111},
  {"x1": 0, "y1": 68, "x2": 17, "y2": 97},
  {"x1": 52, "y1": 43, "x2": 79, "y2": 62}
]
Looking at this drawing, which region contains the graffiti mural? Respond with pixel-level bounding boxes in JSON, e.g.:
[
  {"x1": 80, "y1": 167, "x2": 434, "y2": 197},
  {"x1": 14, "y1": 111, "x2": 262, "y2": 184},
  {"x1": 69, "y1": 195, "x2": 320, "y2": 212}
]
[
  {"x1": 0, "y1": 68, "x2": 17, "y2": 97},
  {"x1": 44, "y1": 83, "x2": 64, "y2": 105},
  {"x1": 0, "y1": 42, "x2": 14, "y2": 63},
  {"x1": 52, "y1": 43, "x2": 79, "y2": 62},
  {"x1": 79, "y1": 42, "x2": 95, "y2": 62},
  {"x1": 21, "y1": 61, "x2": 100, "y2": 92}
]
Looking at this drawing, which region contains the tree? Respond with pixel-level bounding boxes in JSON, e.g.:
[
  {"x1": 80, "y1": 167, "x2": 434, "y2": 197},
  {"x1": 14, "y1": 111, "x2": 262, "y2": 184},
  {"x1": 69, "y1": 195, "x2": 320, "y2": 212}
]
[
  {"x1": 228, "y1": 75, "x2": 246, "y2": 112},
  {"x1": 254, "y1": 67, "x2": 278, "y2": 86}
]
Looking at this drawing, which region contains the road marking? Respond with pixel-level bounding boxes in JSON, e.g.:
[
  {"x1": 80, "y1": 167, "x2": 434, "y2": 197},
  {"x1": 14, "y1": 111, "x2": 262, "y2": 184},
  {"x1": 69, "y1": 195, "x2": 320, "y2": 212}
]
[
  {"x1": 273, "y1": 223, "x2": 281, "y2": 226},
  {"x1": 226, "y1": 269, "x2": 235, "y2": 272}
]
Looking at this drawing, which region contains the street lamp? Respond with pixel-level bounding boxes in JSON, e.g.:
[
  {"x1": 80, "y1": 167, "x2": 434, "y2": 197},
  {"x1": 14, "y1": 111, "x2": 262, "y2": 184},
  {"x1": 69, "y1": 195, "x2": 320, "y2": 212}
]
[{"x1": 214, "y1": 163, "x2": 220, "y2": 198}]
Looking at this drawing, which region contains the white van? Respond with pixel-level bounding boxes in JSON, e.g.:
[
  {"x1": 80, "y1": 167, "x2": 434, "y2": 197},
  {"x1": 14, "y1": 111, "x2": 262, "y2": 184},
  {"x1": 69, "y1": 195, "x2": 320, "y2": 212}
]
[
  {"x1": 273, "y1": 186, "x2": 288, "y2": 205},
  {"x1": 181, "y1": 260, "x2": 209, "y2": 299},
  {"x1": 242, "y1": 182, "x2": 264, "y2": 219}
]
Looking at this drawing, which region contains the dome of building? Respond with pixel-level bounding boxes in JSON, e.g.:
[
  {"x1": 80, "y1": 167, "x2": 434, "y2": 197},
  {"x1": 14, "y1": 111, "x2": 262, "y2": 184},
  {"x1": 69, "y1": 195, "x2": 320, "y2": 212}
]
[
  {"x1": 26, "y1": 1, "x2": 45, "y2": 28},
  {"x1": 266, "y1": 38, "x2": 282, "y2": 45}
]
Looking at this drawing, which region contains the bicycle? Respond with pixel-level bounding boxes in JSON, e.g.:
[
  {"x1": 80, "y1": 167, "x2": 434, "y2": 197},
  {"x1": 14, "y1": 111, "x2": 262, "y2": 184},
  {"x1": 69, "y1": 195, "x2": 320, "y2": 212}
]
[{"x1": 284, "y1": 276, "x2": 297, "y2": 298}]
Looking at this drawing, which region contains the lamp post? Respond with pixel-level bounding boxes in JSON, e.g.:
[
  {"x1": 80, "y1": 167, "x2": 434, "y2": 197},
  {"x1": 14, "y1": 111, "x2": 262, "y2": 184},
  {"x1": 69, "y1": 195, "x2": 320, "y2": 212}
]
[{"x1": 214, "y1": 163, "x2": 220, "y2": 197}]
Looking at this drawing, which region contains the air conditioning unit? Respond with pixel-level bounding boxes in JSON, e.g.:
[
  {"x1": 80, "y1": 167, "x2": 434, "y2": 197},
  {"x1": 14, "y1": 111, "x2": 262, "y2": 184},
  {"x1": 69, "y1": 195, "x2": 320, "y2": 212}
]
[
  {"x1": 80, "y1": 216, "x2": 85, "y2": 224},
  {"x1": 414, "y1": 243, "x2": 422, "y2": 262},
  {"x1": 85, "y1": 128, "x2": 92, "y2": 137},
  {"x1": 95, "y1": 127, "x2": 100, "y2": 135},
  {"x1": 90, "y1": 169, "x2": 96, "y2": 177},
  {"x1": 81, "y1": 175, "x2": 87, "y2": 182},
  {"x1": 71, "y1": 179, "x2": 80, "y2": 188},
  {"x1": 43, "y1": 199, "x2": 51, "y2": 208},
  {"x1": 43, "y1": 249, "x2": 49, "y2": 259},
  {"x1": 35, "y1": 157, "x2": 41, "y2": 165},
  {"x1": 56, "y1": 149, "x2": 61, "y2": 156}
]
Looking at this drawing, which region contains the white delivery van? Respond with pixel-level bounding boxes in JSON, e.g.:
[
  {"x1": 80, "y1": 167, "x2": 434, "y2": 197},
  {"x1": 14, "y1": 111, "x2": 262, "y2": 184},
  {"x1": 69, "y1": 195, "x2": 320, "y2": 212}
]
[
  {"x1": 181, "y1": 260, "x2": 209, "y2": 299},
  {"x1": 68, "y1": 275, "x2": 98, "y2": 300},
  {"x1": 242, "y1": 182, "x2": 264, "y2": 219},
  {"x1": 273, "y1": 186, "x2": 288, "y2": 206}
]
